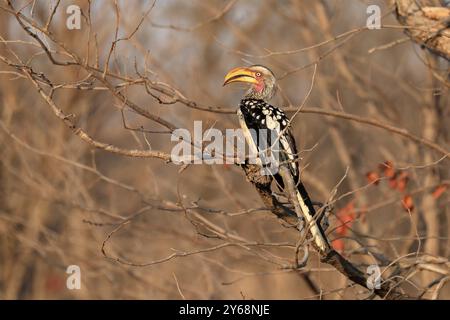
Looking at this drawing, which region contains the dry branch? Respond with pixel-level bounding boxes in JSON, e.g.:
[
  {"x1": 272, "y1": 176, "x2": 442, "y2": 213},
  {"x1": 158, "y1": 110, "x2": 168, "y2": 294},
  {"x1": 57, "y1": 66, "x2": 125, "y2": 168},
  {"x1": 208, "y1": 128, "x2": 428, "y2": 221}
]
[
  {"x1": 392, "y1": 0, "x2": 450, "y2": 60},
  {"x1": 1, "y1": 0, "x2": 448, "y2": 300},
  {"x1": 240, "y1": 163, "x2": 414, "y2": 299}
]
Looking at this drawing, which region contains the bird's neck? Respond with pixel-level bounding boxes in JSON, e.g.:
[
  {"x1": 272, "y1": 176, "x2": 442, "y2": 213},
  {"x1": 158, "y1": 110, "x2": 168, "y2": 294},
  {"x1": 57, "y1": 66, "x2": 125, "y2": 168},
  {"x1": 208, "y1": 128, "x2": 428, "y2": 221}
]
[
  {"x1": 242, "y1": 97, "x2": 264, "y2": 102},
  {"x1": 244, "y1": 91, "x2": 265, "y2": 100}
]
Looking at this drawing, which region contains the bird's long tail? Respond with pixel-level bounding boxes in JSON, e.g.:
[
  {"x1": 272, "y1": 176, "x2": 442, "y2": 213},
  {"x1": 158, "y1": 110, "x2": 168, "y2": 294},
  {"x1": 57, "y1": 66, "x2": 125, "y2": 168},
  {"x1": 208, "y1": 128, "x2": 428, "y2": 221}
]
[
  {"x1": 278, "y1": 165, "x2": 329, "y2": 252},
  {"x1": 295, "y1": 182, "x2": 329, "y2": 252}
]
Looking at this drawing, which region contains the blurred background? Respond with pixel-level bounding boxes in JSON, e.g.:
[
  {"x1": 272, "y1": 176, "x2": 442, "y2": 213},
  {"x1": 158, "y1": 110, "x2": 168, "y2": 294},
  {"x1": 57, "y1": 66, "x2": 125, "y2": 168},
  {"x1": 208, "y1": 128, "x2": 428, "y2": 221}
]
[{"x1": 0, "y1": 0, "x2": 449, "y2": 299}]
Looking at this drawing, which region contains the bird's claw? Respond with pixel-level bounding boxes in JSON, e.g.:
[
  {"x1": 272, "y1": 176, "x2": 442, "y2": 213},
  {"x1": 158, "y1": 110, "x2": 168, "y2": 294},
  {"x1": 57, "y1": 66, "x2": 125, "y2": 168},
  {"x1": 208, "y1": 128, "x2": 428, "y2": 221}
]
[{"x1": 312, "y1": 201, "x2": 332, "y2": 232}]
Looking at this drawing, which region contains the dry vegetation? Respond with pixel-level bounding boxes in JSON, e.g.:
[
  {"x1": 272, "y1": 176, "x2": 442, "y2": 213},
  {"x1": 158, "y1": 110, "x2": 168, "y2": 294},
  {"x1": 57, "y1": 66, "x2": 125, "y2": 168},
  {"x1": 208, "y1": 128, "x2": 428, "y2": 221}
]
[{"x1": 0, "y1": 0, "x2": 449, "y2": 299}]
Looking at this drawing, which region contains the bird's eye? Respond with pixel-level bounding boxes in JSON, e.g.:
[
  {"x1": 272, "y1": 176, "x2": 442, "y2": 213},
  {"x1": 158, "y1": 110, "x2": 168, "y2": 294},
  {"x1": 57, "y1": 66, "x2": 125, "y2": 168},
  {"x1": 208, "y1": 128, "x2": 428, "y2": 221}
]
[{"x1": 255, "y1": 72, "x2": 262, "y2": 77}]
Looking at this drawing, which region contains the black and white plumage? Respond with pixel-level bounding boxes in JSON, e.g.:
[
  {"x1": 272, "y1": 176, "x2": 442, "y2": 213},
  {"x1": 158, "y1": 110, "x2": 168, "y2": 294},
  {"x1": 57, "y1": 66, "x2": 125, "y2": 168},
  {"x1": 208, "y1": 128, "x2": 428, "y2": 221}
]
[
  {"x1": 224, "y1": 65, "x2": 329, "y2": 252},
  {"x1": 237, "y1": 98, "x2": 297, "y2": 180}
]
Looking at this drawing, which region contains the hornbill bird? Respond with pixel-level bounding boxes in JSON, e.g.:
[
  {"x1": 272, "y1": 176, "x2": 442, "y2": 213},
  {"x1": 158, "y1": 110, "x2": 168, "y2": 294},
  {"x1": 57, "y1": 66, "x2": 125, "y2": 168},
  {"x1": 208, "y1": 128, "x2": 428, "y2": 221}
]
[{"x1": 223, "y1": 65, "x2": 329, "y2": 252}]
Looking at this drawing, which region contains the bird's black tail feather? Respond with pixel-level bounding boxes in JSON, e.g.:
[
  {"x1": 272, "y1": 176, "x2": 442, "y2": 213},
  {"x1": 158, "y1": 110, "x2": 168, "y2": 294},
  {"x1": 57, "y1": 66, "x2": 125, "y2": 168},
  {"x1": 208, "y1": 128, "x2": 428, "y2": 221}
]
[{"x1": 294, "y1": 181, "x2": 329, "y2": 252}]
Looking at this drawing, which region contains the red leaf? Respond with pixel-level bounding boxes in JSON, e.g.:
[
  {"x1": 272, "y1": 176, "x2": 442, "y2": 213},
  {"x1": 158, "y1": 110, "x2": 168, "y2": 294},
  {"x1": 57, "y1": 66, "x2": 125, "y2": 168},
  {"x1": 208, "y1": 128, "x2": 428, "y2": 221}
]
[
  {"x1": 388, "y1": 178, "x2": 398, "y2": 190},
  {"x1": 366, "y1": 171, "x2": 380, "y2": 185},
  {"x1": 45, "y1": 274, "x2": 65, "y2": 293},
  {"x1": 336, "y1": 223, "x2": 348, "y2": 236},
  {"x1": 432, "y1": 185, "x2": 447, "y2": 200},
  {"x1": 332, "y1": 239, "x2": 345, "y2": 252},
  {"x1": 335, "y1": 202, "x2": 355, "y2": 236},
  {"x1": 402, "y1": 195, "x2": 414, "y2": 212},
  {"x1": 379, "y1": 161, "x2": 395, "y2": 179},
  {"x1": 396, "y1": 172, "x2": 409, "y2": 193}
]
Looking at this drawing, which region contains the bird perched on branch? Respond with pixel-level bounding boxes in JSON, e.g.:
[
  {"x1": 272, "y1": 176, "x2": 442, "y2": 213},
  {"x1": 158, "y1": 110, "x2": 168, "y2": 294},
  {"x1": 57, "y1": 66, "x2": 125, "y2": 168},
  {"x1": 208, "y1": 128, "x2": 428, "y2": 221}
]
[{"x1": 223, "y1": 65, "x2": 329, "y2": 252}]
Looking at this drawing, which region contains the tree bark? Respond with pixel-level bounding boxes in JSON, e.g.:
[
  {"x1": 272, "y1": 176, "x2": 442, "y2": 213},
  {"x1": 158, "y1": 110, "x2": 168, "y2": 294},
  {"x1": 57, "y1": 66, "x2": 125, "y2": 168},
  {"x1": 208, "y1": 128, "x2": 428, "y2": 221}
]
[{"x1": 391, "y1": 0, "x2": 450, "y2": 61}]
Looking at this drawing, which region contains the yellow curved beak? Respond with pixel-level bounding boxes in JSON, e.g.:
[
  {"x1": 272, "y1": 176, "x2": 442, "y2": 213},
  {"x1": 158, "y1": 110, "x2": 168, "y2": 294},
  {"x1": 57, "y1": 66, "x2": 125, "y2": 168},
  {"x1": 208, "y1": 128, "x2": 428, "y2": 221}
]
[{"x1": 223, "y1": 67, "x2": 258, "y2": 86}]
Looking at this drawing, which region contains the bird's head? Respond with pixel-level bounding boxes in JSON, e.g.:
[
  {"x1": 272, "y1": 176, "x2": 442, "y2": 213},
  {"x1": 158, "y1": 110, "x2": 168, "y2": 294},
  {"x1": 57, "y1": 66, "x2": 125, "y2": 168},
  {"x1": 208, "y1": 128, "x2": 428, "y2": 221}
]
[{"x1": 223, "y1": 65, "x2": 277, "y2": 101}]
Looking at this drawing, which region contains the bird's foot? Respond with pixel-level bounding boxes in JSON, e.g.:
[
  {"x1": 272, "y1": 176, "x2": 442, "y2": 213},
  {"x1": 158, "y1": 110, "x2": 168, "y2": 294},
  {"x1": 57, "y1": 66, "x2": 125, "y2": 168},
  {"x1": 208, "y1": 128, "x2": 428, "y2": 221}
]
[{"x1": 312, "y1": 201, "x2": 333, "y2": 232}]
